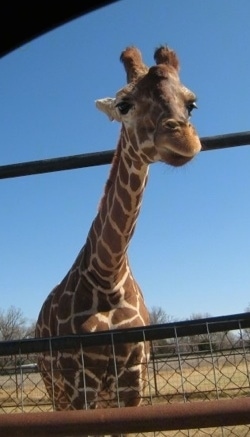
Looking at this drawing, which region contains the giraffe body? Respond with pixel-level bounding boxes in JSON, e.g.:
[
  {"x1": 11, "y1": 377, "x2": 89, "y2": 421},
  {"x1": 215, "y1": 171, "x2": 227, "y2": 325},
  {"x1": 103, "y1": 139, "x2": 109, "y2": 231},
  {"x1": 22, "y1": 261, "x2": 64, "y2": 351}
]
[{"x1": 36, "y1": 46, "x2": 201, "y2": 421}]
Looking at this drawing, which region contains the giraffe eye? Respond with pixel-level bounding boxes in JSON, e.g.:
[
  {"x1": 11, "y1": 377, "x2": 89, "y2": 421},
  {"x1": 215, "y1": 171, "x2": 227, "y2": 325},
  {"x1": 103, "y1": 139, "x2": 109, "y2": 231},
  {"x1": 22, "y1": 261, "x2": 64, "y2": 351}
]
[
  {"x1": 187, "y1": 101, "x2": 198, "y2": 117},
  {"x1": 116, "y1": 101, "x2": 133, "y2": 115}
]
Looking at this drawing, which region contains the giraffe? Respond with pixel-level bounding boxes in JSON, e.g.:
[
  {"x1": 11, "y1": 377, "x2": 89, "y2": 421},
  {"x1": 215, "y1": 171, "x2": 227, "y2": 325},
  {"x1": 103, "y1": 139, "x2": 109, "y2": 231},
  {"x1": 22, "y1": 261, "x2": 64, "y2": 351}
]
[{"x1": 35, "y1": 45, "x2": 201, "y2": 424}]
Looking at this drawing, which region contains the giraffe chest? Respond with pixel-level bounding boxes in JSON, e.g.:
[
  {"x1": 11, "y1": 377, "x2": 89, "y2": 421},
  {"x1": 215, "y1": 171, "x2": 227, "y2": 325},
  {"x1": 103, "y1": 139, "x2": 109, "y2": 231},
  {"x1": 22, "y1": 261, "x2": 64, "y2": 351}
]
[{"x1": 53, "y1": 271, "x2": 148, "y2": 335}]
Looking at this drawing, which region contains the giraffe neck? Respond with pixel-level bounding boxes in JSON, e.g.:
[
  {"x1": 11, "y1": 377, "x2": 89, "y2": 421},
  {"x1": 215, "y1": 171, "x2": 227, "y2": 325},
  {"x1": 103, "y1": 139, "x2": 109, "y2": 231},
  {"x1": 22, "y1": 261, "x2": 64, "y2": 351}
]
[{"x1": 83, "y1": 126, "x2": 149, "y2": 289}]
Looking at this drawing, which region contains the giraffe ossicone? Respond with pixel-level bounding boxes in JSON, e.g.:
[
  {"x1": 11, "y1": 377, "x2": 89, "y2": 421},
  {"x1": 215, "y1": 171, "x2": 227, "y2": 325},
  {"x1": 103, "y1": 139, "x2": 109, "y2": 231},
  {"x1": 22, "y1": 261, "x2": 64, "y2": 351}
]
[{"x1": 36, "y1": 45, "x2": 201, "y2": 427}]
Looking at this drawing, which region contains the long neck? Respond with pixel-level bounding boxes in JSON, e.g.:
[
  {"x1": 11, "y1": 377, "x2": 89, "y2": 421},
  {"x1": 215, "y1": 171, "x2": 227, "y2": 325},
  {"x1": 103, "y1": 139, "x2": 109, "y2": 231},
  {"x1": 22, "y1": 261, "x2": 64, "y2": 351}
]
[{"x1": 84, "y1": 127, "x2": 149, "y2": 289}]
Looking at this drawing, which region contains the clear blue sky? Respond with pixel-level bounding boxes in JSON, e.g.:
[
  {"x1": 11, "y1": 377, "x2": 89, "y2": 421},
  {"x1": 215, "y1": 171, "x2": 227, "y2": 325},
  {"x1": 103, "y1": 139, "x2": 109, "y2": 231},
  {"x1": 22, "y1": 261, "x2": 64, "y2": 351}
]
[{"x1": 1, "y1": 0, "x2": 250, "y2": 324}]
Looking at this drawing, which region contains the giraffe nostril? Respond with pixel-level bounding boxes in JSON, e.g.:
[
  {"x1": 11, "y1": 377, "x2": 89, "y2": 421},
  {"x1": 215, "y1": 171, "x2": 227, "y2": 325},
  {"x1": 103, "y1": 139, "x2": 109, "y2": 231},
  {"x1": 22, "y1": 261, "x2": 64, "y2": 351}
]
[{"x1": 165, "y1": 119, "x2": 179, "y2": 130}]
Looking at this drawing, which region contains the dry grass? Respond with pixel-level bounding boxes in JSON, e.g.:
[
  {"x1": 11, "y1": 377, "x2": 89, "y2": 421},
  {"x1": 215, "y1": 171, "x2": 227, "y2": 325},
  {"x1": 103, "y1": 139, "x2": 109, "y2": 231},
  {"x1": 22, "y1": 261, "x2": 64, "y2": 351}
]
[
  {"x1": 0, "y1": 372, "x2": 51, "y2": 413},
  {"x1": 145, "y1": 360, "x2": 250, "y2": 402}
]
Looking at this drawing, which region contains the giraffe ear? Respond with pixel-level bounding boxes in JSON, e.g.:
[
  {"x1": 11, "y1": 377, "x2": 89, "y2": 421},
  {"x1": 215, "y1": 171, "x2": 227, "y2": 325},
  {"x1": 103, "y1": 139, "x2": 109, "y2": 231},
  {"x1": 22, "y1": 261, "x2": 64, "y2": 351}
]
[{"x1": 95, "y1": 98, "x2": 122, "y2": 122}]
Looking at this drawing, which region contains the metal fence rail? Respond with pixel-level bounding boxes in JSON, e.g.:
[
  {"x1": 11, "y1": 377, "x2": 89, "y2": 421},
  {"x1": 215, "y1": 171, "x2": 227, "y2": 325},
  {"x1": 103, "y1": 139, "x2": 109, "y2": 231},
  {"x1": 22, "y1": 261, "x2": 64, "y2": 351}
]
[
  {"x1": 1, "y1": 398, "x2": 250, "y2": 437},
  {"x1": 0, "y1": 312, "x2": 250, "y2": 436},
  {"x1": 1, "y1": 131, "x2": 250, "y2": 179}
]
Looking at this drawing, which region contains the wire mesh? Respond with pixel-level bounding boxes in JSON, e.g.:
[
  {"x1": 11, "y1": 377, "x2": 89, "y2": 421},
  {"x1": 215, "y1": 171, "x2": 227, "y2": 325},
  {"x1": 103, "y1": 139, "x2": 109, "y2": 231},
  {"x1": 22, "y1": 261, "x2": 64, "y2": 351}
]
[{"x1": 0, "y1": 313, "x2": 249, "y2": 436}]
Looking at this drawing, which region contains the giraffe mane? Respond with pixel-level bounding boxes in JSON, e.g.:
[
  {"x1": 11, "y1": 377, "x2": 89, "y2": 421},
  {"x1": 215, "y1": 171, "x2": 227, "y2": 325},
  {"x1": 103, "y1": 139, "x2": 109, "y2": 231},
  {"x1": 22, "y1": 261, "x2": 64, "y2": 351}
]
[{"x1": 98, "y1": 137, "x2": 122, "y2": 211}]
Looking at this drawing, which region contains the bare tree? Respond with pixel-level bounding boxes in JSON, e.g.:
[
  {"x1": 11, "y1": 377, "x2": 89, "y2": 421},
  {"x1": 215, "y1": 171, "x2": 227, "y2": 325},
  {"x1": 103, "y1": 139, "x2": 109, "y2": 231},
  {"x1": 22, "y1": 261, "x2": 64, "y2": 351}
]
[
  {"x1": 242, "y1": 304, "x2": 250, "y2": 345},
  {"x1": 149, "y1": 306, "x2": 176, "y2": 356},
  {"x1": 0, "y1": 306, "x2": 35, "y2": 340},
  {"x1": 186, "y1": 313, "x2": 236, "y2": 352},
  {"x1": 24, "y1": 320, "x2": 36, "y2": 339},
  {"x1": 149, "y1": 306, "x2": 175, "y2": 325}
]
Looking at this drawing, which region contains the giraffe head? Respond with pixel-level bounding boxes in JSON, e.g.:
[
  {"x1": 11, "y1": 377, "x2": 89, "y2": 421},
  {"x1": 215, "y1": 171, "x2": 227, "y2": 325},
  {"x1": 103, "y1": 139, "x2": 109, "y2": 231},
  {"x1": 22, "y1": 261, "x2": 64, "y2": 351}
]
[{"x1": 96, "y1": 46, "x2": 201, "y2": 167}]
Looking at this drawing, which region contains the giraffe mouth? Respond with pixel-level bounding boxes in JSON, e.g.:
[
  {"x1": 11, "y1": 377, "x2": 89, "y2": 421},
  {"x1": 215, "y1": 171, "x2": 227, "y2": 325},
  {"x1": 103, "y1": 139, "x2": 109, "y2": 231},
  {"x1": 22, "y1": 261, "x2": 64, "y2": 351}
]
[
  {"x1": 160, "y1": 149, "x2": 195, "y2": 167},
  {"x1": 154, "y1": 121, "x2": 202, "y2": 167}
]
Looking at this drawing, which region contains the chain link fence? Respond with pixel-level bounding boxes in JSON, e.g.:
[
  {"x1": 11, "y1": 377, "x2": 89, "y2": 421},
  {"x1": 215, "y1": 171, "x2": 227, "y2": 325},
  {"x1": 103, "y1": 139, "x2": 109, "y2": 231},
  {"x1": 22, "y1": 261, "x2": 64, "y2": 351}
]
[{"x1": 0, "y1": 312, "x2": 250, "y2": 436}]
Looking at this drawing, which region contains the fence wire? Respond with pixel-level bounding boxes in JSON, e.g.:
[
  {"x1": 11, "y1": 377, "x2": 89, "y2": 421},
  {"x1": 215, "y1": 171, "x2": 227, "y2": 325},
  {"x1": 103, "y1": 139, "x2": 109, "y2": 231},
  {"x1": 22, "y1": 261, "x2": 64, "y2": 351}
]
[{"x1": 0, "y1": 313, "x2": 249, "y2": 436}]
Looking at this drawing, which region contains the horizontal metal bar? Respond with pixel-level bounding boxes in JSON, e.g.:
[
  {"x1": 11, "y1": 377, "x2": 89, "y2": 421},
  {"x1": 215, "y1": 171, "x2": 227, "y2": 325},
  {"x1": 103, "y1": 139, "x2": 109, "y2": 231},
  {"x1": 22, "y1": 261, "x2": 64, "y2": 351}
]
[
  {"x1": 0, "y1": 312, "x2": 249, "y2": 356},
  {"x1": 0, "y1": 149, "x2": 114, "y2": 179},
  {"x1": 1, "y1": 398, "x2": 250, "y2": 436},
  {"x1": 1, "y1": 131, "x2": 250, "y2": 179},
  {"x1": 201, "y1": 130, "x2": 250, "y2": 151}
]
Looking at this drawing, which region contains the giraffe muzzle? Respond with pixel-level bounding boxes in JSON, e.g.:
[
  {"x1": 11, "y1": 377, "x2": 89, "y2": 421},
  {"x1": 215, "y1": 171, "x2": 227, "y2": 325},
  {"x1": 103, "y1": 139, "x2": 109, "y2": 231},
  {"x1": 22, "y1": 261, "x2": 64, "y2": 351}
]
[{"x1": 154, "y1": 118, "x2": 202, "y2": 166}]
